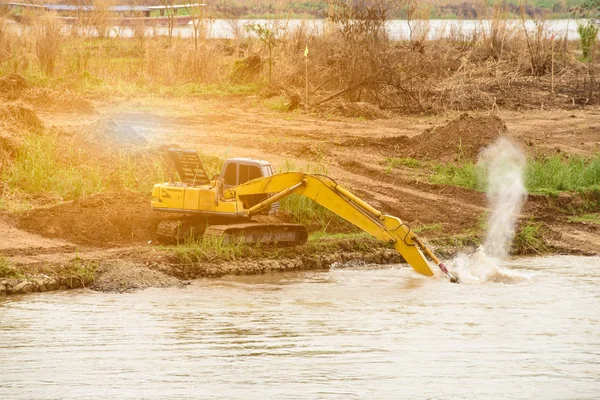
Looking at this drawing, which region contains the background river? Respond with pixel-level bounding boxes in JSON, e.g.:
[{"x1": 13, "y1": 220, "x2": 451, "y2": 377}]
[
  {"x1": 5, "y1": 19, "x2": 587, "y2": 40},
  {"x1": 1, "y1": 255, "x2": 599, "y2": 399}
]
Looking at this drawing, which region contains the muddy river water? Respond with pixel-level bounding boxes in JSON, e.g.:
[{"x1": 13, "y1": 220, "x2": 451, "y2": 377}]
[{"x1": 1, "y1": 255, "x2": 599, "y2": 399}]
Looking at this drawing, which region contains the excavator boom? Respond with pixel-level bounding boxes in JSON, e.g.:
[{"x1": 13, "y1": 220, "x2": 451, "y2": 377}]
[{"x1": 225, "y1": 172, "x2": 453, "y2": 279}]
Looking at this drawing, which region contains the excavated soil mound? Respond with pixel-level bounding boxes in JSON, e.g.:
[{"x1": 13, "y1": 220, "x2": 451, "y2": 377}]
[
  {"x1": 0, "y1": 102, "x2": 43, "y2": 131},
  {"x1": 91, "y1": 261, "x2": 184, "y2": 293},
  {"x1": 0, "y1": 103, "x2": 42, "y2": 168},
  {"x1": 408, "y1": 113, "x2": 507, "y2": 161},
  {"x1": 0, "y1": 73, "x2": 30, "y2": 100},
  {"x1": 21, "y1": 87, "x2": 96, "y2": 114},
  {"x1": 18, "y1": 191, "x2": 160, "y2": 247},
  {"x1": 0, "y1": 74, "x2": 95, "y2": 113}
]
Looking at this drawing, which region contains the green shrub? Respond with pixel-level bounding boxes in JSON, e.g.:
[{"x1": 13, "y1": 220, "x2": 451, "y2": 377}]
[
  {"x1": 513, "y1": 222, "x2": 547, "y2": 254},
  {"x1": 0, "y1": 256, "x2": 22, "y2": 279},
  {"x1": 577, "y1": 20, "x2": 599, "y2": 61}
]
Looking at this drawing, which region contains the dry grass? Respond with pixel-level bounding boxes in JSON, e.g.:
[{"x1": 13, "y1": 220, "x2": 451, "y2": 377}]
[{"x1": 0, "y1": 6, "x2": 598, "y2": 111}]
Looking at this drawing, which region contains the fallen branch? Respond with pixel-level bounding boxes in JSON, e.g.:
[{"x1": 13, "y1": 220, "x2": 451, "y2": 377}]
[{"x1": 311, "y1": 73, "x2": 380, "y2": 107}]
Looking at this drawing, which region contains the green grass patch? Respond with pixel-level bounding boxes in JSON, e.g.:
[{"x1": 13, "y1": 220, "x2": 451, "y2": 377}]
[
  {"x1": 385, "y1": 157, "x2": 424, "y2": 171},
  {"x1": 62, "y1": 257, "x2": 98, "y2": 283},
  {"x1": 2, "y1": 132, "x2": 167, "y2": 204},
  {"x1": 262, "y1": 95, "x2": 289, "y2": 112},
  {"x1": 412, "y1": 223, "x2": 443, "y2": 234},
  {"x1": 169, "y1": 231, "x2": 385, "y2": 265},
  {"x1": 430, "y1": 161, "x2": 483, "y2": 190},
  {"x1": 171, "y1": 235, "x2": 252, "y2": 264},
  {"x1": 525, "y1": 155, "x2": 600, "y2": 193},
  {"x1": 277, "y1": 160, "x2": 358, "y2": 233},
  {"x1": 3, "y1": 132, "x2": 104, "y2": 200},
  {"x1": 569, "y1": 213, "x2": 600, "y2": 224},
  {"x1": 430, "y1": 154, "x2": 600, "y2": 194},
  {"x1": 279, "y1": 192, "x2": 357, "y2": 233},
  {"x1": 0, "y1": 256, "x2": 23, "y2": 279},
  {"x1": 308, "y1": 232, "x2": 370, "y2": 241},
  {"x1": 513, "y1": 222, "x2": 547, "y2": 254}
]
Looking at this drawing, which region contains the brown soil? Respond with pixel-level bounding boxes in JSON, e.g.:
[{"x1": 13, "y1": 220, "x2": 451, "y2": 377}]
[
  {"x1": 0, "y1": 73, "x2": 95, "y2": 114},
  {"x1": 0, "y1": 102, "x2": 43, "y2": 168},
  {"x1": 21, "y1": 87, "x2": 96, "y2": 114},
  {"x1": 90, "y1": 261, "x2": 185, "y2": 293},
  {"x1": 406, "y1": 113, "x2": 508, "y2": 161},
  {"x1": 18, "y1": 192, "x2": 160, "y2": 247},
  {"x1": 0, "y1": 102, "x2": 43, "y2": 131},
  {"x1": 0, "y1": 73, "x2": 30, "y2": 100},
  {"x1": 318, "y1": 101, "x2": 390, "y2": 120}
]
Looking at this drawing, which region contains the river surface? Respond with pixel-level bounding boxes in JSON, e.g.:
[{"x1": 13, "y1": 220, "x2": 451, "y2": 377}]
[
  {"x1": 1, "y1": 255, "x2": 599, "y2": 399},
  {"x1": 6, "y1": 19, "x2": 587, "y2": 40}
]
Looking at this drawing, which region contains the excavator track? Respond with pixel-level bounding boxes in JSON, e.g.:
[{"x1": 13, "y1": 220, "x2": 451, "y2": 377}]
[
  {"x1": 204, "y1": 223, "x2": 308, "y2": 246},
  {"x1": 155, "y1": 219, "x2": 207, "y2": 245},
  {"x1": 155, "y1": 220, "x2": 308, "y2": 246}
]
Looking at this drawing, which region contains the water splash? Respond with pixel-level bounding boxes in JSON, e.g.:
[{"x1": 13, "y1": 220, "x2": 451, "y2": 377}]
[
  {"x1": 451, "y1": 137, "x2": 528, "y2": 284},
  {"x1": 451, "y1": 247, "x2": 526, "y2": 284},
  {"x1": 480, "y1": 137, "x2": 527, "y2": 259}
]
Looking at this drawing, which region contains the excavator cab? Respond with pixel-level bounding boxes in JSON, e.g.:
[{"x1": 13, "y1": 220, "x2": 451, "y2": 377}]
[
  {"x1": 220, "y1": 158, "x2": 275, "y2": 188},
  {"x1": 219, "y1": 158, "x2": 277, "y2": 212}
]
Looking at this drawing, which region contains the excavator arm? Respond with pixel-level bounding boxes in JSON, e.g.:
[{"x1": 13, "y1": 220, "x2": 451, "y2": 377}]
[{"x1": 224, "y1": 172, "x2": 457, "y2": 281}]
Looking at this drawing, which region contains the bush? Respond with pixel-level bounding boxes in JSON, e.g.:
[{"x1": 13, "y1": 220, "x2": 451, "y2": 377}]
[{"x1": 577, "y1": 20, "x2": 599, "y2": 61}]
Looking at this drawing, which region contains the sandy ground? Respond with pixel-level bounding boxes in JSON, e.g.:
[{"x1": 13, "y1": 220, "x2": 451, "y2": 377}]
[{"x1": 3, "y1": 96, "x2": 600, "y2": 275}]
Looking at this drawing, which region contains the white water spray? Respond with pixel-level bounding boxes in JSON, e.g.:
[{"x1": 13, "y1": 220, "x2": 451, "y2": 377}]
[
  {"x1": 452, "y1": 137, "x2": 528, "y2": 283},
  {"x1": 480, "y1": 137, "x2": 528, "y2": 258}
]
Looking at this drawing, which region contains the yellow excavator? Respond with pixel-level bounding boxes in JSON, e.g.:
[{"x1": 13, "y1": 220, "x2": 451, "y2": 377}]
[{"x1": 151, "y1": 149, "x2": 458, "y2": 282}]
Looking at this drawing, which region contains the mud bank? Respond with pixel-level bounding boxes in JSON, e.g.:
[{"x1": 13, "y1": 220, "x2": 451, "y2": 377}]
[{"x1": 0, "y1": 248, "x2": 408, "y2": 296}]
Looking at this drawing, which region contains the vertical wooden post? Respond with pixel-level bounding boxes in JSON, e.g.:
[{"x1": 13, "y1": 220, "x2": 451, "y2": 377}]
[
  {"x1": 551, "y1": 33, "x2": 555, "y2": 94},
  {"x1": 304, "y1": 44, "x2": 309, "y2": 110}
]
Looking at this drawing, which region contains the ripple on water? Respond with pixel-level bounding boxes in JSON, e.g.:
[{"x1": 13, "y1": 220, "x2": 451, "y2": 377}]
[{"x1": 1, "y1": 256, "x2": 599, "y2": 399}]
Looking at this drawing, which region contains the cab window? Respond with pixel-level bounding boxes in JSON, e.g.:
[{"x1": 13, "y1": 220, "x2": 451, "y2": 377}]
[
  {"x1": 239, "y1": 164, "x2": 262, "y2": 184},
  {"x1": 249, "y1": 165, "x2": 262, "y2": 180},
  {"x1": 224, "y1": 163, "x2": 237, "y2": 185}
]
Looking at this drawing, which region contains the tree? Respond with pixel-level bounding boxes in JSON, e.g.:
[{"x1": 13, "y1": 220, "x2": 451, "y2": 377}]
[{"x1": 245, "y1": 23, "x2": 277, "y2": 83}]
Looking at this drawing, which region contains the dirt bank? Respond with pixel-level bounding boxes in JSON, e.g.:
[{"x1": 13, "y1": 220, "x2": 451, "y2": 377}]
[
  {"x1": 18, "y1": 192, "x2": 160, "y2": 247},
  {"x1": 0, "y1": 238, "x2": 416, "y2": 295}
]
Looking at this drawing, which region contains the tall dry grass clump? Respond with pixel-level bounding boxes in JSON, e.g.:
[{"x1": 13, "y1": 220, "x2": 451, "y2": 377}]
[
  {"x1": 34, "y1": 15, "x2": 63, "y2": 76},
  {"x1": 479, "y1": 4, "x2": 514, "y2": 61},
  {"x1": 90, "y1": 0, "x2": 115, "y2": 39},
  {"x1": 518, "y1": 7, "x2": 555, "y2": 76}
]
